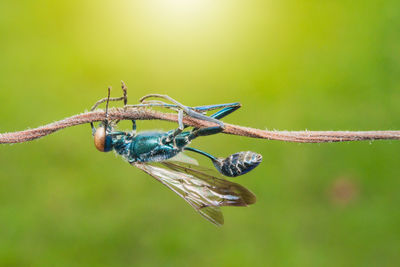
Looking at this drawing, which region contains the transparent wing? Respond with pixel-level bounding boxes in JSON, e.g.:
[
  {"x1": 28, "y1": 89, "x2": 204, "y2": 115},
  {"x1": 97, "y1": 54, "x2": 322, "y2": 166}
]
[
  {"x1": 132, "y1": 162, "x2": 256, "y2": 226},
  {"x1": 167, "y1": 152, "x2": 199, "y2": 166},
  {"x1": 166, "y1": 157, "x2": 226, "y2": 178},
  {"x1": 161, "y1": 162, "x2": 256, "y2": 207}
]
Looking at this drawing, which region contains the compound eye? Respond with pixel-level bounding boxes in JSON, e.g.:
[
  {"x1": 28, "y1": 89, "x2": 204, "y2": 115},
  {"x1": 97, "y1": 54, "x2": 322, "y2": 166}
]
[{"x1": 94, "y1": 127, "x2": 107, "y2": 152}]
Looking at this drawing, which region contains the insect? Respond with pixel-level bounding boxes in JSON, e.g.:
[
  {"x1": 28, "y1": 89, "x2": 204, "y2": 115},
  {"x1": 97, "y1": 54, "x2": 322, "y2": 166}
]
[{"x1": 90, "y1": 83, "x2": 262, "y2": 226}]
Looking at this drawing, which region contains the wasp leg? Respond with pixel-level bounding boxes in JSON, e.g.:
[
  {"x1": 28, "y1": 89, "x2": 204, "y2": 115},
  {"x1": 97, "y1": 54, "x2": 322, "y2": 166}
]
[
  {"x1": 109, "y1": 120, "x2": 136, "y2": 136},
  {"x1": 91, "y1": 124, "x2": 97, "y2": 136},
  {"x1": 124, "y1": 102, "x2": 240, "y2": 115},
  {"x1": 125, "y1": 101, "x2": 180, "y2": 110},
  {"x1": 131, "y1": 120, "x2": 136, "y2": 131},
  {"x1": 140, "y1": 94, "x2": 225, "y2": 128},
  {"x1": 164, "y1": 110, "x2": 184, "y2": 143},
  {"x1": 192, "y1": 102, "x2": 241, "y2": 115},
  {"x1": 191, "y1": 104, "x2": 242, "y2": 132},
  {"x1": 174, "y1": 115, "x2": 226, "y2": 145},
  {"x1": 209, "y1": 104, "x2": 241, "y2": 120},
  {"x1": 131, "y1": 120, "x2": 137, "y2": 135},
  {"x1": 187, "y1": 126, "x2": 223, "y2": 141},
  {"x1": 177, "y1": 109, "x2": 184, "y2": 130}
]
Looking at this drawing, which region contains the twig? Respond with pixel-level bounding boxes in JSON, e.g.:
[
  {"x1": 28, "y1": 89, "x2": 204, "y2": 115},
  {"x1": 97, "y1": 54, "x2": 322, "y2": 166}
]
[{"x1": 0, "y1": 107, "x2": 399, "y2": 144}]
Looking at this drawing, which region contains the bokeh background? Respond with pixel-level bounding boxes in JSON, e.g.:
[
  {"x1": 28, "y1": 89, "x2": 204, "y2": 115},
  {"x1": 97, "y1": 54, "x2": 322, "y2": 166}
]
[{"x1": 1, "y1": 0, "x2": 400, "y2": 266}]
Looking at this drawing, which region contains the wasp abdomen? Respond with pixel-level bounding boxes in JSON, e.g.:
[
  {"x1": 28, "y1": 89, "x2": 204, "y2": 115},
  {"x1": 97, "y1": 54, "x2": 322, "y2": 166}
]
[{"x1": 213, "y1": 151, "x2": 262, "y2": 177}]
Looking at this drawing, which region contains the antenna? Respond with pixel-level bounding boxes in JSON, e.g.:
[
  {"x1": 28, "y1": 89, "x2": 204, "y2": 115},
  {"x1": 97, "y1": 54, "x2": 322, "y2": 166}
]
[
  {"x1": 104, "y1": 87, "x2": 111, "y2": 128},
  {"x1": 121, "y1": 80, "x2": 128, "y2": 107}
]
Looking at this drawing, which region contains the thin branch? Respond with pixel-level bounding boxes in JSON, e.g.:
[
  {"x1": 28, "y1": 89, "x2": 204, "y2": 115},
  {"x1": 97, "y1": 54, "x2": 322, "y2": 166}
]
[{"x1": 0, "y1": 107, "x2": 399, "y2": 144}]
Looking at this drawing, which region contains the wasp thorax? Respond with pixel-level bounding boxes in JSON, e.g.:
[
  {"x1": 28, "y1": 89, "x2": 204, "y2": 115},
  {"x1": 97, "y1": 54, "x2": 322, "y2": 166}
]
[{"x1": 94, "y1": 126, "x2": 107, "y2": 152}]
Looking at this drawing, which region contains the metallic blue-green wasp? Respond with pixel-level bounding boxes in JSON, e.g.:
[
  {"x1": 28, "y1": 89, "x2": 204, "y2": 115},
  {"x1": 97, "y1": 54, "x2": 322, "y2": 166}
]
[{"x1": 90, "y1": 84, "x2": 262, "y2": 226}]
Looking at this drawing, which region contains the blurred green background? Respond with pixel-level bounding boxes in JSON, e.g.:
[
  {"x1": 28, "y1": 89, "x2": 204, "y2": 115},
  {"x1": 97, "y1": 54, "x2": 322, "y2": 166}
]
[{"x1": 1, "y1": 0, "x2": 400, "y2": 266}]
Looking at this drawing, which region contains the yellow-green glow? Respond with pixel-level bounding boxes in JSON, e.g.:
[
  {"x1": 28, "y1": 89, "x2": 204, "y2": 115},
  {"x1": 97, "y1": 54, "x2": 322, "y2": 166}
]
[
  {"x1": 145, "y1": 0, "x2": 213, "y2": 18},
  {"x1": 137, "y1": 0, "x2": 224, "y2": 32}
]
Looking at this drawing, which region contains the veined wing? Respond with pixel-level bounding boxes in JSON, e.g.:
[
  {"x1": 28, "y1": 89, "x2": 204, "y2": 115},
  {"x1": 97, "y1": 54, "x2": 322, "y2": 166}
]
[
  {"x1": 162, "y1": 161, "x2": 256, "y2": 207},
  {"x1": 132, "y1": 162, "x2": 256, "y2": 226},
  {"x1": 167, "y1": 152, "x2": 199, "y2": 166}
]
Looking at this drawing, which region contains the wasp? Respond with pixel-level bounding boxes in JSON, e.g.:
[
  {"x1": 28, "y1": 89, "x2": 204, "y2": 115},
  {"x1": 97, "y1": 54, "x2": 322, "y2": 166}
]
[{"x1": 90, "y1": 82, "x2": 262, "y2": 226}]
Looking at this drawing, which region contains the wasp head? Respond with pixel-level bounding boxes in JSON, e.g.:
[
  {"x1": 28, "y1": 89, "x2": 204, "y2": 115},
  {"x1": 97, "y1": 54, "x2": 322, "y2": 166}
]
[{"x1": 94, "y1": 122, "x2": 113, "y2": 152}]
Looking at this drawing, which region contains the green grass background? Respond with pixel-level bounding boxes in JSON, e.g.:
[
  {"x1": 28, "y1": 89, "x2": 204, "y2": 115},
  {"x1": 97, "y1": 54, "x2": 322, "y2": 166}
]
[{"x1": 1, "y1": 0, "x2": 400, "y2": 266}]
